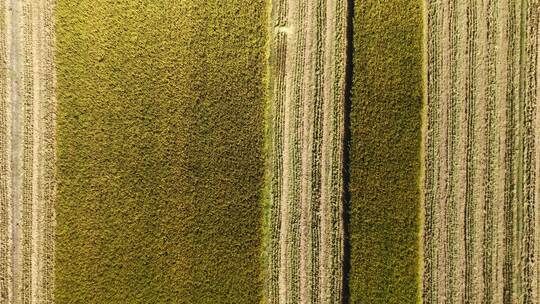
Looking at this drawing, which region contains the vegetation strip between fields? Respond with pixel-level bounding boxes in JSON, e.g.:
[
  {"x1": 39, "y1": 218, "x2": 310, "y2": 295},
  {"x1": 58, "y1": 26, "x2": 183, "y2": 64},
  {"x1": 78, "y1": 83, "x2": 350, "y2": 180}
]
[{"x1": 348, "y1": 0, "x2": 424, "y2": 302}]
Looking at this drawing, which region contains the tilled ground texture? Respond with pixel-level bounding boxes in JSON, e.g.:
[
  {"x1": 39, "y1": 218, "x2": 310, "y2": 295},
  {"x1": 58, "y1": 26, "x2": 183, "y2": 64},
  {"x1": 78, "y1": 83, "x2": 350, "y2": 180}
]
[
  {"x1": 0, "y1": 0, "x2": 56, "y2": 303},
  {"x1": 423, "y1": 0, "x2": 540, "y2": 302},
  {"x1": 265, "y1": 0, "x2": 347, "y2": 303}
]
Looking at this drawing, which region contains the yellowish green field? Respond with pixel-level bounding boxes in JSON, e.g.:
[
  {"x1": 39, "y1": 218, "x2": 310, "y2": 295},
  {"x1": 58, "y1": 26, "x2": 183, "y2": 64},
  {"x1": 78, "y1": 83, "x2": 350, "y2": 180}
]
[
  {"x1": 55, "y1": 1, "x2": 267, "y2": 303},
  {"x1": 348, "y1": 0, "x2": 424, "y2": 302}
]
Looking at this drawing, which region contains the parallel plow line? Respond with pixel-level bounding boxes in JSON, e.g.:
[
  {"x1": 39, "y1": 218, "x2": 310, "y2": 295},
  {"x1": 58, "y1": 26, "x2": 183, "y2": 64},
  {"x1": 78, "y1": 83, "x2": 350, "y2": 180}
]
[
  {"x1": 266, "y1": 0, "x2": 347, "y2": 302},
  {"x1": 0, "y1": 1, "x2": 55, "y2": 303},
  {"x1": 423, "y1": 0, "x2": 540, "y2": 302}
]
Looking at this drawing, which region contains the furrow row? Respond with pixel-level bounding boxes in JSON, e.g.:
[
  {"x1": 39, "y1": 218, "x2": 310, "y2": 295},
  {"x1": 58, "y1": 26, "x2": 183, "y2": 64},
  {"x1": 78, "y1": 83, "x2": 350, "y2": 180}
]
[
  {"x1": 0, "y1": 1, "x2": 55, "y2": 303},
  {"x1": 0, "y1": 0, "x2": 9, "y2": 301},
  {"x1": 424, "y1": 0, "x2": 540, "y2": 302},
  {"x1": 267, "y1": 0, "x2": 346, "y2": 302}
]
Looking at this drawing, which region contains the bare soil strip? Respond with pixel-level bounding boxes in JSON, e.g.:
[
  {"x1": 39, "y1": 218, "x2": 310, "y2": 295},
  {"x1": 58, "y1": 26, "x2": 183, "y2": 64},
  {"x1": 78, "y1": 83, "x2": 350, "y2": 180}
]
[
  {"x1": 0, "y1": 0, "x2": 10, "y2": 302},
  {"x1": 0, "y1": 1, "x2": 55, "y2": 303},
  {"x1": 483, "y1": 0, "x2": 497, "y2": 301},
  {"x1": 424, "y1": 0, "x2": 540, "y2": 302},
  {"x1": 8, "y1": 0, "x2": 24, "y2": 301},
  {"x1": 534, "y1": 4, "x2": 540, "y2": 300},
  {"x1": 423, "y1": 1, "x2": 439, "y2": 301},
  {"x1": 267, "y1": 0, "x2": 347, "y2": 302}
]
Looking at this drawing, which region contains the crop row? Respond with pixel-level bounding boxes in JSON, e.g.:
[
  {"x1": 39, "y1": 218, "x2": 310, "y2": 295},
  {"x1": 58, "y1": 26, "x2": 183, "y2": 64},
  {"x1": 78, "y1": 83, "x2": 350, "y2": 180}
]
[{"x1": 0, "y1": 0, "x2": 10, "y2": 301}]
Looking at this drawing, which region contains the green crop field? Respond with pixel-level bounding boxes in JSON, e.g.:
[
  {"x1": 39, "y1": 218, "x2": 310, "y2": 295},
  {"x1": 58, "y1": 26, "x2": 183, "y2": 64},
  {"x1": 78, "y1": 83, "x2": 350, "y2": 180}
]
[
  {"x1": 348, "y1": 0, "x2": 424, "y2": 302},
  {"x1": 54, "y1": 1, "x2": 267, "y2": 303}
]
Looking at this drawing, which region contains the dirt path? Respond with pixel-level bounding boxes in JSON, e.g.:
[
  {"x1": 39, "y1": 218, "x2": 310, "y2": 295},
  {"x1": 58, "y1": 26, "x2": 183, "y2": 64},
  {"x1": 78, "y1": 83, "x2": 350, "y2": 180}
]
[
  {"x1": 8, "y1": 0, "x2": 24, "y2": 301},
  {"x1": 0, "y1": 1, "x2": 55, "y2": 303},
  {"x1": 0, "y1": 0, "x2": 11, "y2": 302}
]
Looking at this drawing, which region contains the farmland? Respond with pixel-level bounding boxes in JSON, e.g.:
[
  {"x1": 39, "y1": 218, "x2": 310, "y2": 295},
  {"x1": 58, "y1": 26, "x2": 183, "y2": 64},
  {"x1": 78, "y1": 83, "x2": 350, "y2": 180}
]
[
  {"x1": 423, "y1": 0, "x2": 540, "y2": 302},
  {"x1": 0, "y1": 0, "x2": 56, "y2": 303},
  {"x1": 348, "y1": 0, "x2": 424, "y2": 302},
  {"x1": 54, "y1": 1, "x2": 266, "y2": 303},
  {"x1": 265, "y1": 0, "x2": 347, "y2": 303},
  {"x1": 3, "y1": 0, "x2": 540, "y2": 303}
]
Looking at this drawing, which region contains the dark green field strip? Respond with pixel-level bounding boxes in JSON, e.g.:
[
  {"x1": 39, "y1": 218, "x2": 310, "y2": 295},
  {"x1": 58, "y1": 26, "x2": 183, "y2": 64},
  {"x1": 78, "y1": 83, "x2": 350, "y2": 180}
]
[
  {"x1": 55, "y1": 1, "x2": 267, "y2": 303},
  {"x1": 348, "y1": 0, "x2": 424, "y2": 303}
]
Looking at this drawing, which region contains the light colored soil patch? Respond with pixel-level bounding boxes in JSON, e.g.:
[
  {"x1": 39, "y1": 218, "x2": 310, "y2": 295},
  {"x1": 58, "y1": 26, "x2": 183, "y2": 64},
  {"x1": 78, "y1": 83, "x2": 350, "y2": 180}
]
[
  {"x1": 1, "y1": 1, "x2": 55, "y2": 303},
  {"x1": 0, "y1": 0, "x2": 11, "y2": 302},
  {"x1": 424, "y1": 0, "x2": 540, "y2": 302},
  {"x1": 7, "y1": 0, "x2": 24, "y2": 301}
]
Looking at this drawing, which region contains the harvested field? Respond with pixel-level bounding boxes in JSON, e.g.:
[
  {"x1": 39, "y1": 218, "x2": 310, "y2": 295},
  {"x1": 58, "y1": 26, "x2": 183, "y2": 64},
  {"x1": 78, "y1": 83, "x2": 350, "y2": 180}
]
[
  {"x1": 0, "y1": 0, "x2": 56, "y2": 303},
  {"x1": 264, "y1": 0, "x2": 347, "y2": 303},
  {"x1": 348, "y1": 0, "x2": 424, "y2": 302},
  {"x1": 423, "y1": 0, "x2": 540, "y2": 302},
  {"x1": 55, "y1": 1, "x2": 266, "y2": 303}
]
